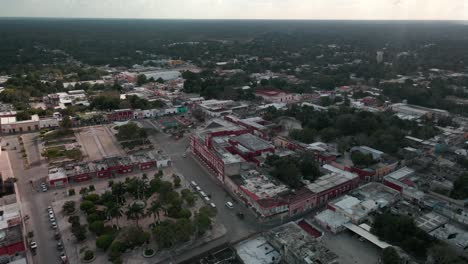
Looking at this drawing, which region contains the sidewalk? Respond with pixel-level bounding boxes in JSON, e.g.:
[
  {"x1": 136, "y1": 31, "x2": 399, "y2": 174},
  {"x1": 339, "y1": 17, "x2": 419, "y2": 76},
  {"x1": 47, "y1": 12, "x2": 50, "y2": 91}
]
[{"x1": 0, "y1": 150, "x2": 34, "y2": 264}]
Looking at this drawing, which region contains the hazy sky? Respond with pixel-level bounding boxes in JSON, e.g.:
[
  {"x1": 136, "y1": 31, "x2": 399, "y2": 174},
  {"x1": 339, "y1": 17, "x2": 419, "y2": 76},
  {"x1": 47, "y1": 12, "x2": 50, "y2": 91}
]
[{"x1": 0, "y1": 0, "x2": 467, "y2": 20}]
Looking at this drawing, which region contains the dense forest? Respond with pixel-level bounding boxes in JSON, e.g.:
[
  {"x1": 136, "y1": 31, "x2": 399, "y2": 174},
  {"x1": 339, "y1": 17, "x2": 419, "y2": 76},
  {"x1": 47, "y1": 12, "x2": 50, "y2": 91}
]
[{"x1": 1, "y1": 19, "x2": 468, "y2": 72}]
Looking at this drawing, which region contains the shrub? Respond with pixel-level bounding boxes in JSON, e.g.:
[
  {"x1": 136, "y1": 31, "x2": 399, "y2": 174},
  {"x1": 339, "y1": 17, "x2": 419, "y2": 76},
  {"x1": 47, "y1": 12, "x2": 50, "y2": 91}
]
[
  {"x1": 178, "y1": 208, "x2": 192, "y2": 219},
  {"x1": 87, "y1": 212, "x2": 105, "y2": 223},
  {"x1": 79, "y1": 187, "x2": 88, "y2": 195},
  {"x1": 96, "y1": 234, "x2": 114, "y2": 250},
  {"x1": 80, "y1": 201, "x2": 96, "y2": 214},
  {"x1": 68, "y1": 215, "x2": 80, "y2": 225},
  {"x1": 89, "y1": 185, "x2": 95, "y2": 191},
  {"x1": 83, "y1": 250, "x2": 94, "y2": 261},
  {"x1": 108, "y1": 241, "x2": 125, "y2": 263},
  {"x1": 62, "y1": 201, "x2": 76, "y2": 215},
  {"x1": 89, "y1": 220, "x2": 105, "y2": 235},
  {"x1": 68, "y1": 189, "x2": 76, "y2": 196},
  {"x1": 84, "y1": 193, "x2": 100, "y2": 203},
  {"x1": 71, "y1": 224, "x2": 87, "y2": 241},
  {"x1": 144, "y1": 248, "x2": 154, "y2": 256}
]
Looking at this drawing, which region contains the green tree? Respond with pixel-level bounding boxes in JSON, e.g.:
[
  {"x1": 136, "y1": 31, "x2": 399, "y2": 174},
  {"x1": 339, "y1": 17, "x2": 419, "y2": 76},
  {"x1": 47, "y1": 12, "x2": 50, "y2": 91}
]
[
  {"x1": 300, "y1": 155, "x2": 321, "y2": 181},
  {"x1": 106, "y1": 202, "x2": 123, "y2": 227},
  {"x1": 194, "y1": 210, "x2": 212, "y2": 236},
  {"x1": 147, "y1": 200, "x2": 162, "y2": 221},
  {"x1": 96, "y1": 234, "x2": 114, "y2": 251},
  {"x1": 137, "y1": 74, "x2": 148, "y2": 86},
  {"x1": 62, "y1": 201, "x2": 76, "y2": 215},
  {"x1": 382, "y1": 247, "x2": 400, "y2": 264},
  {"x1": 89, "y1": 220, "x2": 105, "y2": 235},
  {"x1": 80, "y1": 200, "x2": 96, "y2": 215},
  {"x1": 174, "y1": 218, "x2": 193, "y2": 242},
  {"x1": 153, "y1": 220, "x2": 176, "y2": 248},
  {"x1": 111, "y1": 182, "x2": 127, "y2": 204},
  {"x1": 125, "y1": 202, "x2": 145, "y2": 227},
  {"x1": 450, "y1": 173, "x2": 468, "y2": 199},
  {"x1": 351, "y1": 151, "x2": 375, "y2": 167},
  {"x1": 60, "y1": 116, "x2": 72, "y2": 131},
  {"x1": 71, "y1": 224, "x2": 87, "y2": 241}
]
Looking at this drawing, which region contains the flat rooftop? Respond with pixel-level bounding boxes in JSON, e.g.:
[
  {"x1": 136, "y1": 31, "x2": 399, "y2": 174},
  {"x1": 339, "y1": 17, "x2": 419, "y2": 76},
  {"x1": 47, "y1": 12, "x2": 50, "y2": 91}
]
[
  {"x1": 306, "y1": 165, "x2": 358, "y2": 195},
  {"x1": 234, "y1": 236, "x2": 281, "y2": 264},
  {"x1": 385, "y1": 166, "x2": 414, "y2": 181},
  {"x1": 233, "y1": 133, "x2": 273, "y2": 152},
  {"x1": 415, "y1": 212, "x2": 448, "y2": 233},
  {"x1": 240, "y1": 174, "x2": 289, "y2": 200},
  {"x1": 265, "y1": 222, "x2": 338, "y2": 264},
  {"x1": 430, "y1": 224, "x2": 468, "y2": 249},
  {"x1": 48, "y1": 167, "x2": 67, "y2": 181},
  {"x1": 315, "y1": 209, "x2": 349, "y2": 229}
]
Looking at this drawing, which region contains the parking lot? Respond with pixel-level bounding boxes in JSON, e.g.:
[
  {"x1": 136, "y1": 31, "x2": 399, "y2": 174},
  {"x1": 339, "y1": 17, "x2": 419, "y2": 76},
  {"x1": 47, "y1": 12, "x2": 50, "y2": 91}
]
[
  {"x1": 74, "y1": 125, "x2": 124, "y2": 160},
  {"x1": 321, "y1": 230, "x2": 381, "y2": 264}
]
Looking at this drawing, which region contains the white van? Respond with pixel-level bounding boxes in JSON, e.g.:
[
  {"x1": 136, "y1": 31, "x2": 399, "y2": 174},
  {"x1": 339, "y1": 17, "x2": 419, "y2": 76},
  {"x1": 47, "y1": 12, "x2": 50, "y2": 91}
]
[{"x1": 225, "y1": 201, "x2": 234, "y2": 209}]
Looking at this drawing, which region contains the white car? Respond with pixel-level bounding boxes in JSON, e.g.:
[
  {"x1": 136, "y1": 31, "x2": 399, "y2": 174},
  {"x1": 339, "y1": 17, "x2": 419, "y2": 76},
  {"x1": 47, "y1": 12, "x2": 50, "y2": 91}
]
[
  {"x1": 210, "y1": 203, "x2": 216, "y2": 208},
  {"x1": 195, "y1": 186, "x2": 201, "y2": 192},
  {"x1": 225, "y1": 201, "x2": 234, "y2": 209},
  {"x1": 47, "y1": 206, "x2": 53, "y2": 212},
  {"x1": 200, "y1": 191, "x2": 207, "y2": 197},
  {"x1": 30, "y1": 241, "x2": 37, "y2": 250},
  {"x1": 51, "y1": 222, "x2": 58, "y2": 229},
  {"x1": 41, "y1": 186, "x2": 48, "y2": 192},
  {"x1": 190, "y1": 181, "x2": 198, "y2": 187},
  {"x1": 204, "y1": 196, "x2": 210, "y2": 202}
]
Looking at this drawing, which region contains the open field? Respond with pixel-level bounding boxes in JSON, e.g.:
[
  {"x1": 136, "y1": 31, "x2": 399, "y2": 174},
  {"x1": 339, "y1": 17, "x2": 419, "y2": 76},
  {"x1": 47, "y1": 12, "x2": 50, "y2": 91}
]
[{"x1": 74, "y1": 125, "x2": 124, "y2": 161}]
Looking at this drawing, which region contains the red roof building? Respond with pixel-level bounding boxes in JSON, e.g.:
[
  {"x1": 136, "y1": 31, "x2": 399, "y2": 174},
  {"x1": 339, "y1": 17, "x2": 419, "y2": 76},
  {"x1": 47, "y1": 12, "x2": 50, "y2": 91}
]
[{"x1": 255, "y1": 89, "x2": 297, "y2": 103}]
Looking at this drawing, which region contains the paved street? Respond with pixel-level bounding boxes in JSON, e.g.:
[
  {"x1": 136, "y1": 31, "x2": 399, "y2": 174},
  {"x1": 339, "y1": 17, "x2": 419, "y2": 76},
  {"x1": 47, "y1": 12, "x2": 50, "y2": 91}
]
[
  {"x1": 3, "y1": 135, "x2": 66, "y2": 264},
  {"x1": 139, "y1": 120, "x2": 264, "y2": 263},
  {"x1": 3, "y1": 120, "x2": 287, "y2": 264}
]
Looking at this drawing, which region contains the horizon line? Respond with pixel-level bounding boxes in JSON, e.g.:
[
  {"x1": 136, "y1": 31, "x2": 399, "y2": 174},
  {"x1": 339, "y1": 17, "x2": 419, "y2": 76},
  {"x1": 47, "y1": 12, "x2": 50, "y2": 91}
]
[{"x1": 0, "y1": 16, "x2": 466, "y2": 22}]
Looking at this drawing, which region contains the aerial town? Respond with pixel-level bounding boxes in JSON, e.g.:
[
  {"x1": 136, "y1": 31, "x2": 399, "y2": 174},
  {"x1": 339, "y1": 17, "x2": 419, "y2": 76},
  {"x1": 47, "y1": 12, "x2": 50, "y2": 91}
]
[{"x1": 0, "y1": 17, "x2": 468, "y2": 264}]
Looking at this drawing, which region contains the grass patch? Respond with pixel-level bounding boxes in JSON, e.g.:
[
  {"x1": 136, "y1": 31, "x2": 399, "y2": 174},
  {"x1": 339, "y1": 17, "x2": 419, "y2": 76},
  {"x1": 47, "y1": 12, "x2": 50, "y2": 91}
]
[
  {"x1": 43, "y1": 146, "x2": 83, "y2": 160},
  {"x1": 43, "y1": 129, "x2": 75, "y2": 141}
]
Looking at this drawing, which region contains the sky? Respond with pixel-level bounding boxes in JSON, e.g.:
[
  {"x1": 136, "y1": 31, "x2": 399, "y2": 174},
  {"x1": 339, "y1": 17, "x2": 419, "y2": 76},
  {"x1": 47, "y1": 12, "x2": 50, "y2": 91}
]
[{"x1": 0, "y1": 0, "x2": 467, "y2": 20}]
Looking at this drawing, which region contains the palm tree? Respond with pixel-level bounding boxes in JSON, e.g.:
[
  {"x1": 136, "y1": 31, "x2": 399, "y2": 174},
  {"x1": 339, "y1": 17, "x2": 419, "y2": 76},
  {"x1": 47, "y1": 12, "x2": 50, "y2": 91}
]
[
  {"x1": 112, "y1": 182, "x2": 127, "y2": 204},
  {"x1": 147, "y1": 200, "x2": 162, "y2": 221},
  {"x1": 106, "y1": 202, "x2": 123, "y2": 227},
  {"x1": 126, "y1": 202, "x2": 145, "y2": 227}
]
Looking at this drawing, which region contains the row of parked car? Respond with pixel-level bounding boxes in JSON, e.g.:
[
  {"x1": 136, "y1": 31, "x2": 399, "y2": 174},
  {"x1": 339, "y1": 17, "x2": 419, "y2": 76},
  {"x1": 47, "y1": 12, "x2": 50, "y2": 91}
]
[
  {"x1": 191, "y1": 181, "x2": 216, "y2": 208},
  {"x1": 47, "y1": 206, "x2": 68, "y2": 263},
  {"x1": 190, "y1": 181, "x2": 235, "y2": 209}
]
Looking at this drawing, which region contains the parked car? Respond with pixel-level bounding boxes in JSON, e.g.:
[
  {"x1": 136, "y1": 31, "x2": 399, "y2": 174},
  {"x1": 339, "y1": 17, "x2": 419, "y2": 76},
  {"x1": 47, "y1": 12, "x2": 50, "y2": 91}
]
[
  {"x1": 190, "y1": 181, "x2": 198, "y2": 187},
  {"x1": 204, "y1": 196, "x2": 210, "y2": 203},
  {"x1": 30, "y1": 241, "x2": 37, "y2": 250},
  {"x1": 60, "y1": 251, "x2": 68, "y2": 263},
  {"x1": 195, "y1": 186, "x2": 201, "y2": 192},
  {"x1": 51, "y1": 222, "x2": 58, "y2": 229},
  {"x1": 41, "y1": 186, "x2": 48, "y2": 192},
  {"x1": 56, "y1": 241, "x2": 64, "y2": 250},
  {"x1": 54, "y1": 231, "x2": 61, "y2": 240},
  {"x1": 47, "y1": 206, "x2": 53, "y2": 213},
  {"x1": 225, "y1": 201, "x2": 234, "y2": 209},
  {"x1": 210, "y1": 203, "x2": 216, "y2": 208},
  {"x1": 200, "y1": 191, "x2": 208, "y2": 197}
]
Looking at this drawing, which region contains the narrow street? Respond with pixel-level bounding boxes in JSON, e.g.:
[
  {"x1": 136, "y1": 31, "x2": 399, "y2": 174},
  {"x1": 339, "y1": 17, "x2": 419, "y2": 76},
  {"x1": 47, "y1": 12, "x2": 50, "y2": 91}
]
[
  {"x1": 3, "y1": 135, "x2": 64, "y2": 264},
  {"x1": 139, "y1": 120, "x2": 264, "y2": 262}
]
